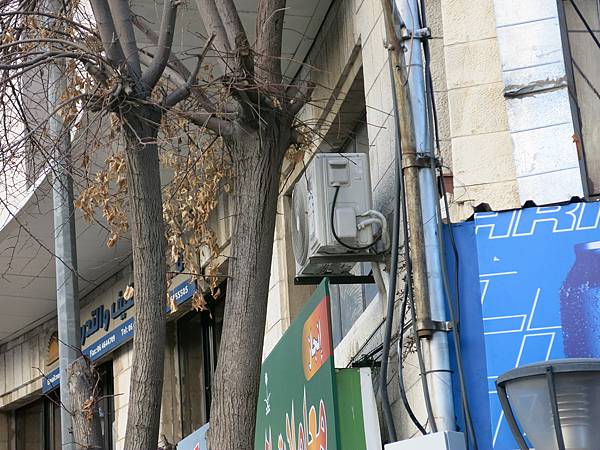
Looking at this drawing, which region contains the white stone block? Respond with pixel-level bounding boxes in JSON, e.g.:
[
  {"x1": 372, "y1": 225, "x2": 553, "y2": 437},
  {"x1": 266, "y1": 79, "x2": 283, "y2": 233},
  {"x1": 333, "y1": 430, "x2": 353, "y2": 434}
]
[
  {"x1": 494, "y1": 0, "x2": 558, "y2": 27},
  {"x1": 512, "y1": 123, "x2": 579, "y2": 177},
  {"x1": 441, "y1": 0, "x2": 498, "y2": 46},
  {"x1": 502, "y1": 61, "x2": 566, "y2": 93},
  {"x1": 447, "y1": 82, "x2": 509, "y2": 137},
  {"x1": 452, "y1": 132, "x2": 516, "y2": 186},
  {"x1": 517, "y1": 167, "x2": 584, "y2": 204},
  {"x1": 496, "y1": 18, "x2": 564, "y2": 73},
  {"x1": 114, "y1": 368, "x2": 131, "y2": 411},
  {"x1": 444, "y1": 39, "x2": 503, "y2": 90},
  {"x1": 505, "y1": 87, "x2": 572, "y2": 133}
]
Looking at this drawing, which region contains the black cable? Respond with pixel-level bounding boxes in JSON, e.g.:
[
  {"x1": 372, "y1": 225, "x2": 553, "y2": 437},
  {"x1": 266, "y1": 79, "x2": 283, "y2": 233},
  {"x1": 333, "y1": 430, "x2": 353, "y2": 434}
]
[
  {"x1": 346, "y1": 317, "x2": 387, "y2": 368},
  {"x1": 397, "y1": 280, "x2": 428, "y2": 435},
  {"x1": 330, "y1": 185, "x2": 380, "y2": 251},
  {"x1": 408, "y1": 278, "x2": 438, "y2": 433},
  {"x1": 440, "y1": 175, "x2": 461, "y2": 329},
  {"x1": 388, "y1": 50, "x2": 438, "y2": 434},
  {"x1": 419, "y1": 0, "x2": 478, "y2": 448},
  {"x1": 378, "y1": 81, "x2": 402, "y2": 440}
]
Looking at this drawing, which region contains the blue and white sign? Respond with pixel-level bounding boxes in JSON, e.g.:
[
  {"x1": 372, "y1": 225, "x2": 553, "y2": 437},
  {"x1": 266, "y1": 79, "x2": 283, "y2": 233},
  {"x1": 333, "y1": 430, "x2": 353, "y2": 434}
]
[
  {"x1": 167, "y1": 278, "x2": 197, "y2": 312},
  {"x1": 43, "y1": 277, "x2": 197, "y2": 393},
  {"x1": 454, "y1": 202, "x2": 600, "y2": 449},
  {"x1": 43, "y1": 318, "x2": 135, "y2": 393}
]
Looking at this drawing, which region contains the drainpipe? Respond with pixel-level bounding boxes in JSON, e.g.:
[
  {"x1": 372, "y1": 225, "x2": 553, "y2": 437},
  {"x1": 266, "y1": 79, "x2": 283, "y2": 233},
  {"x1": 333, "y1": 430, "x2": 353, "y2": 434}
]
[
  {"x1": 383, "y1": 0, "x2": 456, "y2": 434},
  {"x1": 47, "y1": 2, "x2": 80, "y2": 447}
]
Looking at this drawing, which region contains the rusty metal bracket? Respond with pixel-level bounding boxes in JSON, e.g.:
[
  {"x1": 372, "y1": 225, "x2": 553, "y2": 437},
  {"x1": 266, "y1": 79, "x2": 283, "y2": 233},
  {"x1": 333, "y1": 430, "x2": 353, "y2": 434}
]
[
  {"x1": 416, "y1": 319, "x2": 453, "y2": 337},
  {"x1": 402, "y1": 153, "x2": 436, "y2": 169},
  {"x1": 400, "y1": 26, "x2": 431, "y2": 42}
]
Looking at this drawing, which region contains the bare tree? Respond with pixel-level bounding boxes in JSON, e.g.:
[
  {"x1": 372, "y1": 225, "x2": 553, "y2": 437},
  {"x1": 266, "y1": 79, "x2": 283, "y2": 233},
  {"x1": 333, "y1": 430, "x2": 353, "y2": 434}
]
[{"x1": 0, "y1": 0, "x2": 313, "y2": 448}]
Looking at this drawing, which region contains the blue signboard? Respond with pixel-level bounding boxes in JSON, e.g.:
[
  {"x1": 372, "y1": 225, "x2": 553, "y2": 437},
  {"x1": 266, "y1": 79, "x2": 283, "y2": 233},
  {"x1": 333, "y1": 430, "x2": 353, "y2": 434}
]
[
  {"x1": 453, "y1": 202, "x2": 600, "y2": 449},
  {"x1": 167, "y1": 278, "x2": 197, "y2": 312},
  {"x1": 177, "y1": 423, "x2": 208, "y2": 450},
  {"x1": 43, "y1": 277, "x2": 196, "y2": 393},
  {"x1": 43, "y1": 318, "x2": 135, "y2": 393}
]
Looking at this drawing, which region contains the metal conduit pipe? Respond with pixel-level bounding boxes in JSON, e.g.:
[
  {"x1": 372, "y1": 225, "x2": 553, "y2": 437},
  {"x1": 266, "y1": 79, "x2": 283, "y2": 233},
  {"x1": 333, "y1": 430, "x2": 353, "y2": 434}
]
[{"x1": 391, "y1": 0, "x2": 457, "y2": 433}]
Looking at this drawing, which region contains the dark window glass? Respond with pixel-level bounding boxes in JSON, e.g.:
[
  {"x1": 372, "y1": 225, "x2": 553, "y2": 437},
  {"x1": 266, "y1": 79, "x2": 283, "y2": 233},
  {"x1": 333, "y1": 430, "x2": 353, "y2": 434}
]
[
  {"x1": 330, "y1": 262, "x2": 378, "y2": 346},
  {"x1": 16, "y1": 365, "x2": 114, "y2": 450},
  {"x1": 97, "y1": 362, "x2": 115, "y2": 449},
  {"x1": 16, "y1": 399, "x2": 44, "y2": 450},
  {"x1": 178, "y1": 309, "x2": 222, "y2": 437}
]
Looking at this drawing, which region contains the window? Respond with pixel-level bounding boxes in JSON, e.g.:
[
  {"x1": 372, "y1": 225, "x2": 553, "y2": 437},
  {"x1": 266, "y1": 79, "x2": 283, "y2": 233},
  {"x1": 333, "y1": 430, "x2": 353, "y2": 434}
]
[
  {"x1": 178, "y1": 307, "x2": 222, "y2": 437},
  {"x1": 97, "y1": 363, "x2": 115, "y2": 450},
  {"x1": 16, "y1": 399, "x2": 44, "y2": 450},
  {"x1": 15, "y1": 392, "x2": 60, "y2": 450},
  {"x1": 15, "y1": 365, "x2": 114, "y2": 450},
  {"x1": 330, "y1": 263, "x2": 378, "y2": 346}
]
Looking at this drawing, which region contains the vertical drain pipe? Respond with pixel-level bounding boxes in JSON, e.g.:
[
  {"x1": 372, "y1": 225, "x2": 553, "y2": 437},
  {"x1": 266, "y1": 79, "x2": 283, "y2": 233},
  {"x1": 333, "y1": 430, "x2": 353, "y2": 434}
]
[
  {"x1": 396, "y1": 0, "x2": 456, "y2": 432},
  {"x1": 383, "y1": 0, "x2": 457, "y2": 433}
]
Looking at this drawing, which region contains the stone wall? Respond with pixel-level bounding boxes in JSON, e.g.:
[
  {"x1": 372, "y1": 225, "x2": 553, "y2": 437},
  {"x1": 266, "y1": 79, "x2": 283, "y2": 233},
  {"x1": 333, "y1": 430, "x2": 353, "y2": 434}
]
[{"x1": 0, "y1": 319, "x2": 55, "y2": 410}]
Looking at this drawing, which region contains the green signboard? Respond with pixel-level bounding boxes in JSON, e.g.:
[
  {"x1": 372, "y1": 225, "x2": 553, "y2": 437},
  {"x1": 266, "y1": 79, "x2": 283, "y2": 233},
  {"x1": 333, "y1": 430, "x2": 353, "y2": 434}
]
[{"x1": 255, "y1": 280, "x2": 339, "y2": 450}]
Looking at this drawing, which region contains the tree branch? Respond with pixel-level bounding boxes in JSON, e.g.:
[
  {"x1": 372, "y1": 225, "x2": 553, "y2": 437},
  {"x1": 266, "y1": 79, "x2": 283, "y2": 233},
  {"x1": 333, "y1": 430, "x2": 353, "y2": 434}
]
[
  {"x1": 140, "y1": 0, "x2": 180, "y2": 92},
  {"x1": 132, "y1": 14, "x2": 190, "y2": 79},
  {"x1": 163, "y1": 34, "x2": 215, "y2": 109},
  {"x1": 193, "y1": 0, "x2": 231, "y2": 55},
  {"x1": 139, "y1": 51, "x2": 185, "y2": 86},
  {"x1": 106, "y1": 0, "x2": 142, "y2": 84},
  {"x1": 215, "y1": 0, "x2": 247, "y2": 51},
  {"x1": 88, "y1": 0, "x2": 126, "y2": 67},
  {"x1": 179, "y1": 110, "x2": 234, "y2": 137},
  {"x1": 255, "y1": 0, "x2": 285, "y2": 87},
  {"x1": 287, "y1": 81, "x2": 315, "y2": 116},
  {"x1": 0, "y1": 51, "x2": 97, "y2": 70},
  {"x1": 0, "y1": 11, "x2": 99, "y2": 37}
]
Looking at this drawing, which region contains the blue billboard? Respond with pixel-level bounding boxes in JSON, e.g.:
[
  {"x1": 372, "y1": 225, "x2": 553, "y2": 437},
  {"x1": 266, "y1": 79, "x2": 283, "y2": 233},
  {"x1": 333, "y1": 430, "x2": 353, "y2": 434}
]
[{"x1": 454, "y1": 202, "x2": 600, "y2": 449}]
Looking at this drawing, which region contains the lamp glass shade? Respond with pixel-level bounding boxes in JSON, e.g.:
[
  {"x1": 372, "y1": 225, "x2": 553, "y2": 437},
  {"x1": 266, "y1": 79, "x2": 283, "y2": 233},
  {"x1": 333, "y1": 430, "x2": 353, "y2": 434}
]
[{"x1": 506, "y1": 371, "x2": 600, "y2": 450}]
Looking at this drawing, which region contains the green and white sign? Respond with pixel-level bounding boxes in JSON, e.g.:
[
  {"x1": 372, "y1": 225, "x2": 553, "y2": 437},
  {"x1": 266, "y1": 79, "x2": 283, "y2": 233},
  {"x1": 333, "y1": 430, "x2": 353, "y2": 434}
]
[
  {"x1": 335, "y1": 368, "x2": 382, "y2": 450},
  {"x1": 255, "y1": 280, "x2": 339, "y2": 450}
]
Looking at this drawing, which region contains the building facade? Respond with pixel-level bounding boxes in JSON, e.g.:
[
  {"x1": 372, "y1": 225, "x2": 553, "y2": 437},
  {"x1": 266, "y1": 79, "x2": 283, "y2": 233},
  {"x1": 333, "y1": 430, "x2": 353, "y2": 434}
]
[{"x1": 1, "y1": 0, "x2": 599, "y2": 449}]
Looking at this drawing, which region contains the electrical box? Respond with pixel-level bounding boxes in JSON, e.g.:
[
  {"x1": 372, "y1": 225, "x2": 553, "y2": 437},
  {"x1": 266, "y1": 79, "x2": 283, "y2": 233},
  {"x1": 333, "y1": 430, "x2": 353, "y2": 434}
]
[
  {"x1": 291, "y1": 153, "x2": 376, "y2": 278},
  {"x1": 384, "y1": 432, "x2": 467, "y2": 450}
]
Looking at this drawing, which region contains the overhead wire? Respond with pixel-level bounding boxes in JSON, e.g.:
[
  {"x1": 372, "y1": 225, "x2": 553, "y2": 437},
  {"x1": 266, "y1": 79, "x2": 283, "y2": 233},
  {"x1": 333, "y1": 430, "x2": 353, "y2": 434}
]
[
  {"x1": 397, "y1": 278, "x2": 428, "y2": 435},
  {"x1": 377, "y1": 55, "x2": 403, "y2": 440}
]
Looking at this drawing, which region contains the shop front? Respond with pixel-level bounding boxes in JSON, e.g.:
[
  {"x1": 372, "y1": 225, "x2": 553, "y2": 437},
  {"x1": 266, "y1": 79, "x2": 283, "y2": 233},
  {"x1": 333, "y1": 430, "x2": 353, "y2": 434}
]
[{"x1": 0, "y1": 267, "x2": 224, "y2": 450}]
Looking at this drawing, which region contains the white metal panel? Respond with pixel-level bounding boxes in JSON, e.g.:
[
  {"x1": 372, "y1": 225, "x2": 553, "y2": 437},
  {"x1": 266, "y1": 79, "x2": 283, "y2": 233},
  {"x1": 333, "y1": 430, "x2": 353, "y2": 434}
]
[
  {"x1": 359, "y1": 368, "x2": 383, "y2": 450},
  {"x1": 384, "y1": 432, "x2": 467, "y2": 450}
]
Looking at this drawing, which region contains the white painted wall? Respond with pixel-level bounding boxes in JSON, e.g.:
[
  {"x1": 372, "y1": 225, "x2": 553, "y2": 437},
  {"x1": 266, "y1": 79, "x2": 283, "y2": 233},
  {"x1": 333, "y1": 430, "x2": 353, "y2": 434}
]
[{"x1": 493, "y1": 0, "x2": 584, "y2": 204}]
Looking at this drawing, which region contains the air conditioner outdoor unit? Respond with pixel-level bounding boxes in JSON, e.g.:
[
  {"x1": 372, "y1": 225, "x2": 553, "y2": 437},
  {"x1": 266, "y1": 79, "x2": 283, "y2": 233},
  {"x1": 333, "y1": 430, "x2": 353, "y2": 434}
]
[{"x1": 291, "y1": 153, "x2": 386, "y2": 278}]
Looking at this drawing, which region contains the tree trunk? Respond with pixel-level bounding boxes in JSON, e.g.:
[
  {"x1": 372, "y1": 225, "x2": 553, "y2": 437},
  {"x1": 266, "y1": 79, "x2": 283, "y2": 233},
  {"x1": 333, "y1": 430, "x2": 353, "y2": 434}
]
[
  {"x1": 122, "y1": 107, "x2": 167, "y2": 450},
  {"x1": 67, "y1": 357, "x2": 104, "y2": 450},
  {"x1": 207, "y1": 125, "x2": 286, "y2": 449}
]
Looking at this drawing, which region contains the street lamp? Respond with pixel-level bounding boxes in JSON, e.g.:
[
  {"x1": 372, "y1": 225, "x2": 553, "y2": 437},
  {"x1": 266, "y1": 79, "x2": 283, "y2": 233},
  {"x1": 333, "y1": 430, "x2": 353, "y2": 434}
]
[{"x1": 496, "y1": 359, "x2": 600, "y2": 450}]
